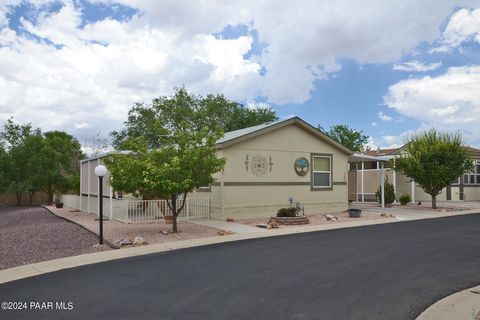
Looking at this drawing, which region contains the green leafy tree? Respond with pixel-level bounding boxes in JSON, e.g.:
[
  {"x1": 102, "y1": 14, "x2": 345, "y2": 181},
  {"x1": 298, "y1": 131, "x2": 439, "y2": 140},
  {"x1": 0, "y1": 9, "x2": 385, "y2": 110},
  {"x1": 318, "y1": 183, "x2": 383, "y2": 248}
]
[
  {"x1": 395, "y1": 129, "x2": 473, "y2": 209},
  {"x1": 0, "y1": 144, "x2": 9, "y2": 194},
  {"x1": 111, "y1": 87, "x2": 277, "y2": 149},
  {"x1": 105, "y1": 125, "x2": 225, "y2": 233},
  {"x1": 319, "y1": 124, "x2": 369, "y2": 152},
  {"x1": 0, "y1": 119, "x2": 84, "y2": 204},
  {"x1": 0, "y1": 119, "x2": 43, "y2": 204},
  {"x1": 38, "y1": 131, "x2": 84, "y2": 204}
]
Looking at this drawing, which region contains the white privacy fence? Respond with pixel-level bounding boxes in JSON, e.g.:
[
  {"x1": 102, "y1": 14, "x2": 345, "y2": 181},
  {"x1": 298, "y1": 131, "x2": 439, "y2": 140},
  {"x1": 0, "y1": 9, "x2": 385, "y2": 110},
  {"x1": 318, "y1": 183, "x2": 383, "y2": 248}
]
[{"x1": 58, "y1": 195, "x2": 209, "y2": 223}]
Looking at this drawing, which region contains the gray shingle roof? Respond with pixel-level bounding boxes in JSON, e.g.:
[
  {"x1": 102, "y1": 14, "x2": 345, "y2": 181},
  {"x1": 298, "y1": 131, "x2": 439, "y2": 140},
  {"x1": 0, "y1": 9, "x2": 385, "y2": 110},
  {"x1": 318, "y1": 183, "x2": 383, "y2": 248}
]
[{"x1": 216, "y1": 116, "x2": 297, "y2": 145}]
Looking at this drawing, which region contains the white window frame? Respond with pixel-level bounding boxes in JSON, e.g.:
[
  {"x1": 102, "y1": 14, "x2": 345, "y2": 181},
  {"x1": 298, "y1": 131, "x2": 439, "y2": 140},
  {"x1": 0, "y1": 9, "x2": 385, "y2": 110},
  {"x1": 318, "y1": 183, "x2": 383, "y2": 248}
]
[{"x1": 312, "y1": 155, "x2": 332, "y2": 189}]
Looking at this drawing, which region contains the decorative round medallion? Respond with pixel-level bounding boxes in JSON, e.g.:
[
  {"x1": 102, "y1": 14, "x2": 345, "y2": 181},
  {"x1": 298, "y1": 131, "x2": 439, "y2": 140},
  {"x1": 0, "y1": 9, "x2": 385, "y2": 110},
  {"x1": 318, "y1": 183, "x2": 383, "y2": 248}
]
[
  {"x1": 249, "y1": 154, "x2": 269, "y2": 177},
  {"x1": 294, "y1": 157, "x2": 309, "y2": 176}
]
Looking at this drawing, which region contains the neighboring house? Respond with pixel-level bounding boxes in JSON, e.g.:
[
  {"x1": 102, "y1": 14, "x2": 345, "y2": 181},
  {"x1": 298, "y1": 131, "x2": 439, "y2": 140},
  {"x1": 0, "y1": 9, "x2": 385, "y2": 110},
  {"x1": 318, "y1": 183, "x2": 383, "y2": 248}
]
[
  {"x1": 348, "y1": 146, "x2": 480, "y2": 202},
  {"x1": 75, "y1": 116, "x2": 354, "y2": 220}
]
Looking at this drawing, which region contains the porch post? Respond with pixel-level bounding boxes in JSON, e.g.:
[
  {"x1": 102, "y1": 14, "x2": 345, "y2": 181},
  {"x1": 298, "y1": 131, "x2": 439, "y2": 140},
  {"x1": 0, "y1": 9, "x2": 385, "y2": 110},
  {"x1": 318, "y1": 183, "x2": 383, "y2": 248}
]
[
  {"x1": 411, "y1": 181, "x2": 415, "y2": 203},
  {"x1": 361, "y1": 161, "x2": 365, "y2": 203},
  {"x1": 381, "y1": 162, "x2": 385, "y2": 208},
  {"x1": 87, "y1": 160, "x2": 91, "y2": 213},
  {"x1": 109, "y1": 185, "x2": 113, "y2": 220},
  {"x1": 79, "y1": 161, "x2": 83, "y2": 211},
  {"x1": 393, "y1": 158, "x2": 397, "y2": 203},
  {"x1": 97, "y1": 159, "x2": 101, "y2": 217},
  {"x1": 355, "y1": 165, "x2": 359, "y2": 207}
]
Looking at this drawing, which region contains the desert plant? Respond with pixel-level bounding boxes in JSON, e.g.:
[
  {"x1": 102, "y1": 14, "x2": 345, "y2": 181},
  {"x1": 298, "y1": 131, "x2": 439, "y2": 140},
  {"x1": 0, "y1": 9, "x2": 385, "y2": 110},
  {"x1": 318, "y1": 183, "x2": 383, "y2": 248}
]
[
  {"x1": 399, "y1": 194, "x2": 411, "y2": 205},
  {"x1": 375, "y1": 177, "x2": 395, "y2": 206},
  {"x1": 277, "y1": 207, "x2": 298, "y2": 217}
]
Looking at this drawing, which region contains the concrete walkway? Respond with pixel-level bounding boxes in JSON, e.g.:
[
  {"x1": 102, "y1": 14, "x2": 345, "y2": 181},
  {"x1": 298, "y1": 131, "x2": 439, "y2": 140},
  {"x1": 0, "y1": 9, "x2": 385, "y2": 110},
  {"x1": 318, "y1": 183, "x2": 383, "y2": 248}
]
[
  {"x1": 190, "y1": 218, "x2": 268, "y2": 233},
  {"x1": 362, "y1": 206, "x2": 440, "y2": 220},
  {"x1": 417, "y1": 285, "x2": 480, "y2": 319}
]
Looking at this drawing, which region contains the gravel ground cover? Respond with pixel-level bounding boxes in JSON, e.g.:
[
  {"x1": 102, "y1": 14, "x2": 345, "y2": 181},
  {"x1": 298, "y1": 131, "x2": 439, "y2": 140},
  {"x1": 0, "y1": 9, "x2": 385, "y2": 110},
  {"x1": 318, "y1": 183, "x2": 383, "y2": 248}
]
[
  {"x1": 237, "y1": 210, "x2": 387, "y2": 228},
  {"x1": 0, "y1": 206, "x2": 110, "y2": 270},
  {"x1": 46, "y1": 206, "x2": 223, "y2": 248}
]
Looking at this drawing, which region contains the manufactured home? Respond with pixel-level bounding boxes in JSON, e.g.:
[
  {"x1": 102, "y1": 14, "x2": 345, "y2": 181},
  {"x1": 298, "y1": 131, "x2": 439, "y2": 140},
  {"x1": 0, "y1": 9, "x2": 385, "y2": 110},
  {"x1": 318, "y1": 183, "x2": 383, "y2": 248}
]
[
  {"x1": 65, "y1": 117, "x2": 355, "y2": 221},
  {"x1": 348, "y1": 146, "x2": 480, "y2": 203}
]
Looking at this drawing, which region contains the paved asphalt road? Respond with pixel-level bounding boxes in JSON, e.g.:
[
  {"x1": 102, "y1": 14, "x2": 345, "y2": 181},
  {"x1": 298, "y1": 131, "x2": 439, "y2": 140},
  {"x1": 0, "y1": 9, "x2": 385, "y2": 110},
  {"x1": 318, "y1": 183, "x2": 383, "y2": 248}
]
[{"x1": 1, "y1": 214, "x2": 480, "y2": 320}]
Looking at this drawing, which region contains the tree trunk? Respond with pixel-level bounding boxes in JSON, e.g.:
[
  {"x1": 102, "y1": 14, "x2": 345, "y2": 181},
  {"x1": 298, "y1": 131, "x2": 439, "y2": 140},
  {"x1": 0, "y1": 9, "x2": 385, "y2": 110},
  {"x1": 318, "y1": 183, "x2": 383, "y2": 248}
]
[
  {"x1": 431, "y1": 194, "x2": 437, "y2": 209},
  {"x1": 171, "y1": 195, "x2": 178, "y2": 233},
  {"x1": 48, "y1": 193, "x2": 54, "y2": 205},
  {"x1": 16, "y1": 192, "x2": 22, "y2": 206}
]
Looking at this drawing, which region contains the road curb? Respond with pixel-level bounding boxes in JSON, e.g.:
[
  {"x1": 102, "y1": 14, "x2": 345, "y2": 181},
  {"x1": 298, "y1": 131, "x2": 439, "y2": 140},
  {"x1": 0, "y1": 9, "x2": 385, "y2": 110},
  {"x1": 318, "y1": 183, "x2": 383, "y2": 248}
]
[
  {"x1": 1, "y1": 209, "x2": 479, "y2": 285},
  {"x1": 416, "y1": 284, "x2": 480, "y2": 319}
]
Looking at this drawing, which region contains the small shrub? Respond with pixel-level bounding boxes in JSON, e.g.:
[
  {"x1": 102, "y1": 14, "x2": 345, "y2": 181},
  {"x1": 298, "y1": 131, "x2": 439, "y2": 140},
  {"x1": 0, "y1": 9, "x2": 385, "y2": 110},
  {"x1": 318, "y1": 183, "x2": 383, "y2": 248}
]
[
  {"x1": 399, "y1": 194, "x2": 411, "y2": 205},
  {"x1": 277, "y1": 207, "x2": 298, "y2": 217},
  {"x1": 375, "y1": 177, "x2": 395, "y2": 206}
]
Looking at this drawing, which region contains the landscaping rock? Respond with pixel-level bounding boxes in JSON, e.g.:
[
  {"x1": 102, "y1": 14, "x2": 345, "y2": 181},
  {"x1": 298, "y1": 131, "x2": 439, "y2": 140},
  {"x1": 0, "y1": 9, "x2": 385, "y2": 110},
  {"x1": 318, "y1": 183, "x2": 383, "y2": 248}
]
[
  {"x1": 380, "y1": 213, "x2": 395, "y2": 218},
  {"x1": 324, "y1": 214, "x2": 338, "y2": 221},
  {"x1": 133, "y1": 236, "x2": 148, "y2": 246},
  {"x1": 226, "y1": 218, "x2": 235, "y2": 222},
  {"x1": 116, "y1": 238, "x2": 133, "y2": 246},
  {"x1": 217, "y1": 230, "x2": 234, "y2": 236},
  {"x1": 257, "y1": 223, "x2": 268, "y2": 228}
]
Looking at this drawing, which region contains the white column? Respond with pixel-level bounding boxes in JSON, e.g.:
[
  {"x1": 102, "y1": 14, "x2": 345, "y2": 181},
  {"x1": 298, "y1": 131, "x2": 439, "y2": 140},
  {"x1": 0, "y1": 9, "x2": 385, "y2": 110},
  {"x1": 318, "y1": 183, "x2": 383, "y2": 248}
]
[
  {"x1": 355, "y1": 164, "x2": 359, "y2": 207},
  {"x1": 393, "y1": 158, "x2": 397, "y2": 203},
  {"x1": 109, "y1": 184, "x2": 113, "y2": 220},
  {"x1": 411, "y1": 181, "x2": 415, "y2": 203},
  {"x1": 97, "y1": 159, "x2": 100, "y2": 217},
  {"x1": 361, "y1": 161, "x2": 365, "y2": 203},
  {"x1": 79, "y1": 161, "x2": 83, "y2": 211},
  {"x1": 381, "y1": 162, "x2": 385, "y2": 208},
  {"x1": 87, "y1": 160, "x2": 91, "y2": 213}
]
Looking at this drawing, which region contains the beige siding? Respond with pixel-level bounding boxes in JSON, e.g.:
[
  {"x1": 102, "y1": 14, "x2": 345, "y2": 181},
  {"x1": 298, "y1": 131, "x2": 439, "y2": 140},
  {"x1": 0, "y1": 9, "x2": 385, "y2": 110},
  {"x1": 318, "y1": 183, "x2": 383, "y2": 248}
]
[
  {"x1": 463, "y1": 186, "x2": 480, "y2": 201},
  {"x1": 81, "y1": 158, "x2": 111, "y2": 196},
  {"x1": 215, "y1": 123, "x2": 349, "y2": 219},
  {"x1": 394, "y1": 173, "x2": 447, "y2": 202}
]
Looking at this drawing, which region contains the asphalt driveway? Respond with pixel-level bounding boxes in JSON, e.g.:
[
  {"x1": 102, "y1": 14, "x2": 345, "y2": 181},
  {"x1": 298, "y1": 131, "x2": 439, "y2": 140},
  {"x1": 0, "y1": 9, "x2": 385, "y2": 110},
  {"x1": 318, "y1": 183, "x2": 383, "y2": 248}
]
[{"x1": 1, "y1": 214, "x2": 480, "y2": 320}]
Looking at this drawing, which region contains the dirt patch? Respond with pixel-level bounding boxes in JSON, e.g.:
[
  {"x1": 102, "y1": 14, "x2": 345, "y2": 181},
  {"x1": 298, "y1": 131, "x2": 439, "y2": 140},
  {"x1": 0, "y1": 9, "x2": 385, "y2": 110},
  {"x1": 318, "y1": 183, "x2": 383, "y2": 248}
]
[
  {"x1": 237, "y1": 211, "x2": 388, "y2": 229},
  {"x1": 46, "y1": 206, "x2": 223, "y2": 248},
  {"x1": 0, "y1": 206, "x2": 110, "y2": 270}
]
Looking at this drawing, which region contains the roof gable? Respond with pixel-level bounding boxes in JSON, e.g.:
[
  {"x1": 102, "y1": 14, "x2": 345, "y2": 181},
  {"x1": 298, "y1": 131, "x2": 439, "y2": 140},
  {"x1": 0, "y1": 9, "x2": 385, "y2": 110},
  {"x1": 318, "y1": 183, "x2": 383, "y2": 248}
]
[{"x1": 215, "y1": 116, "x2": 353, "y2": 155}]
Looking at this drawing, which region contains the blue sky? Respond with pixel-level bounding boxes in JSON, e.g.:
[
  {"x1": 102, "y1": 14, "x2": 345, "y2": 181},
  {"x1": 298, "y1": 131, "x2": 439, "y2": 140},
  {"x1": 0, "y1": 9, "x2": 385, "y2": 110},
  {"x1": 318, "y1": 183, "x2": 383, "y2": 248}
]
[{"x1": 1, "y1": 1, "x2": 480, "y2": 153}]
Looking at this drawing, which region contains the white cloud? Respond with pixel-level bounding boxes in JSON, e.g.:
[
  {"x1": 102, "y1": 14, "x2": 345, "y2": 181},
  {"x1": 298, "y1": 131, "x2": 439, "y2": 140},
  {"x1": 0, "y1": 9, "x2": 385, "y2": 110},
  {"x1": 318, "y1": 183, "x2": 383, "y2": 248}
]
[
  {"x1": 0, "y1": 0, "x2": 479, "y2": 141},
  {"x1": 384, "y1": 65, "x2": 480, "y2": 142},
  {"x1": 371, "y1": 122, "x2": 377, "y2": 127},
  {"x1": 434, "y1": 8, "x2": 480, "y2": 51},
  {"x1": 74, "y1": 122, "x2": 91, "y2": 129},
  {"x1": 393, "y1": 60, "x2": 442, "y2": 72},
  {"x1": 378, "y1": 111, "x2": 393, "y2": 121}
]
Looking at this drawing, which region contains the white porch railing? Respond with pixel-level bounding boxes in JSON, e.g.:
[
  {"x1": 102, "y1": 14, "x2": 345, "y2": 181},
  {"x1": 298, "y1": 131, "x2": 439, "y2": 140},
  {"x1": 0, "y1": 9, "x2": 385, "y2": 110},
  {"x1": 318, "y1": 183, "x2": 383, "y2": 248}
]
[
  {"x1": 57, "y1": 194, "x2": 209, "y2": 223},
  {"x1": 126, "y1": 198, "x2": 209, "y2": 222}
]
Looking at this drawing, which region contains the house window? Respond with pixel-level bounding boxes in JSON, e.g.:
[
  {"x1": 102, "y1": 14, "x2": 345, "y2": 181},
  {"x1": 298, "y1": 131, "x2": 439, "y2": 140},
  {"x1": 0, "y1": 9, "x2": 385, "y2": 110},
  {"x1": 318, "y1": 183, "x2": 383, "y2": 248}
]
[{"x1": 312, "y1": 155, "x2": 332, "y2": 188}]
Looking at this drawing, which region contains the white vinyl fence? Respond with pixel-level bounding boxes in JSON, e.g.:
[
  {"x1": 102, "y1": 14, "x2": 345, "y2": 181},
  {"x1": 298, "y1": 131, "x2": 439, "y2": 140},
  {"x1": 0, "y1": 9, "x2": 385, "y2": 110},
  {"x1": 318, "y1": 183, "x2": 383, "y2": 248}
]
[{"x1": 58, "y1": 194, "x2": 209, "y2": 223}]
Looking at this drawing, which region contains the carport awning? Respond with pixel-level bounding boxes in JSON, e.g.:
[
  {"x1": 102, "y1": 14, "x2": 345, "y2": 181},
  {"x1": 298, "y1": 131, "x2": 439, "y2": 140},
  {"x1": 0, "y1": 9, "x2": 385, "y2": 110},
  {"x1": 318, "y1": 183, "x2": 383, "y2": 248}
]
[{"x1": 348, "y1": 153, "x2": 392, "y2": 163}]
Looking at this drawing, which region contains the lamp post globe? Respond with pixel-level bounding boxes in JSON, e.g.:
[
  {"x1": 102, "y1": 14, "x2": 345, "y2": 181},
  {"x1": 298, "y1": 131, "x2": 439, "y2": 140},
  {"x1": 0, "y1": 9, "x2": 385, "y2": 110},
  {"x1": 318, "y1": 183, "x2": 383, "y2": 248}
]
[
  {"x1": 95, "y1": 165, "x2": 107, "y2": 177},
  {"x1": 95, "y1": 165, "x2": 108, "y2": 244}
]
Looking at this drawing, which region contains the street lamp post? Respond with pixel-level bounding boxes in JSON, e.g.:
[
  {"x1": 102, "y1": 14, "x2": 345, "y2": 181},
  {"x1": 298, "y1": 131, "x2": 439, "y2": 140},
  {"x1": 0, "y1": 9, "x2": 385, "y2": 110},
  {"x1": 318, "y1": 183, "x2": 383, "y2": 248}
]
[{"x1": 94, "y1": 165, "x2": 108, "y2": 245}]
